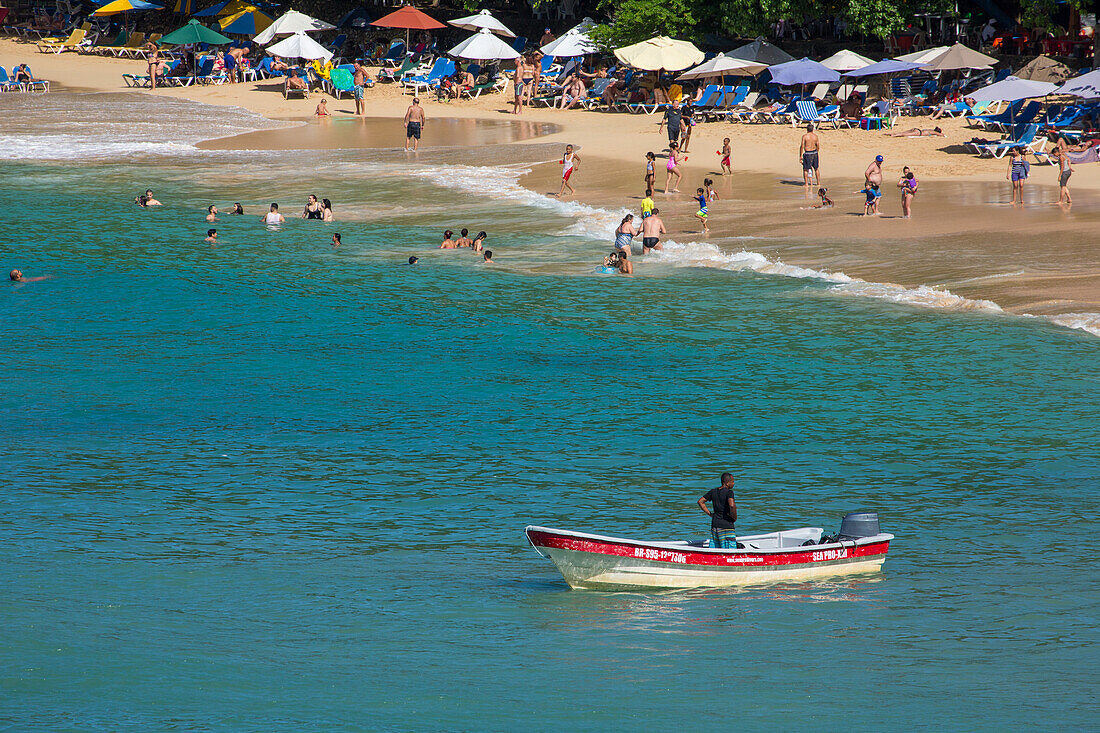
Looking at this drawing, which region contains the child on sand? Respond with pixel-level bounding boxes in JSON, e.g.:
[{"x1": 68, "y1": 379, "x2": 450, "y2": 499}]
[
  {"x1": 557, "y1": 144, "x2": 578, "y2": 197},
  {"x1": 801, "y1": 188, "x2": 833, "y2": 209},
  {"x1": 694, "y1": 187, "x2": 709, "y2": 233},
  {"x1": 314, "y1": 98, "x2": 330, "y2": 117},
  {"x1": 645, "y1": 152, "x2": 656, "y2": 191},
  {"x1": 718, "y1": 138, "x2": 731, "y2": 175},
  {"x1": 665, "y1": 143, "x2": 685, "y2": 193},
  {"x1": 860, "y1": 186, "x2": 881, "y2": 216},
  {"x1": 703, "y1": 178, "x2": 719, "y2": 202}
]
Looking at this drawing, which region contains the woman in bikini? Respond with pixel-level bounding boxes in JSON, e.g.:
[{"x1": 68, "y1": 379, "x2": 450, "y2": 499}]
[
  {"x1": 885, "y1": 126, "x2": 945, "y2": 137},
  {"x1": 664, "y1": 142, "x2": 685, "y2": 193},
  {"x1": 321, "y1": 198, "x2": 334, "y2": 221}
]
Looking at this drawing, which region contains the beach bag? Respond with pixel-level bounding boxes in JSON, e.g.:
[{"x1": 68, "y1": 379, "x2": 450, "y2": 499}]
[{"x1": 1022, "y1": 159, "x2": 1031, "y2": 176}]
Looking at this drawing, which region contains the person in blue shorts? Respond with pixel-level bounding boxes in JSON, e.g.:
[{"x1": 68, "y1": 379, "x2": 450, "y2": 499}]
[{"x1": 694, "y1": 187, "x2": 709, "y2": 233}]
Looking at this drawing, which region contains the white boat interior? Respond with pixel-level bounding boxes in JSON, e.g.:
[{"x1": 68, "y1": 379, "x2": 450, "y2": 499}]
[{"x1": 675, "y1": 527, "x2": 824, "y2": 550}]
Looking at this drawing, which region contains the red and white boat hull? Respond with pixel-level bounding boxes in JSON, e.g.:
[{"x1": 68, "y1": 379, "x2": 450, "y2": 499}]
[{"x1": 525, "y1": 525, "x2": 894, "y2": 590}]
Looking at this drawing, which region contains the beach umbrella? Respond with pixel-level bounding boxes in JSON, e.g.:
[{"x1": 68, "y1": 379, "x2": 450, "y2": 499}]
[
  {"x1": 1054, "y1": 69, "x2": 1100, "y2": 99},
  {"x1": 371, "y1": 5, "x2": 446, "y2": 48},
  {"x1": 767, "y1": 57, "x2": 839, "y2": 86},
  {"x1": 727, "y1": 36, "x2": 794, "y2": 65},
  {"x1": 678, "y1": 54, "x2": 766, "y2": 80},
  {"x1": 193, "y1": 0, "x2": 253, "y2": 17},
  {"x1": 969, "y1": 76, "x2": 1056, "y2": 102},
  {"x1": 449, "y1": 9, "x2": 515, "y2": 38},
  {"x1": 92, "y1": 0, "x2": 163, "y2": 16},
  {"x1": 266, "y1": 30, "x2": 333, "y2": 61},
  {"x1": 253, "y1": 9, "x2": 335, "y2": 44},
  {"x1": 843, "y1": 58, "x2": 925, "y2": 78},
  {"x1": 540, "y1": 29, "x2": 596, "y2": 57},
  {"x1": 159, "y1": 18, "x2": 233, "y2": 45},
  {"x1": 614, "y1": 36, "x2": 703, "y2": 72},
  {"x1": 820, "y1": 49, "x2": 874, "y2": 72},
  {"x1": 447, "y1": 27, "x2": 520, "y2": 61},
  {"x1": 896, "y1": 45, "x2": 949, "y2": 64},
  {"x1": 172, "y1": 0, "x2": 197, "y2": 15},
  {"x1": 219, "y1": 6, "x2": 273, "y2": 35},
  {"x1": 921, "y1": 43, "x2": 997, "y2": 71},
  {"x1": 1014, "y1": 55, "x2": 1074, "y2": 84}
]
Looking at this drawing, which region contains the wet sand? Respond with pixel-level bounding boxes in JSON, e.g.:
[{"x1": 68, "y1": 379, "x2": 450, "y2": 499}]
[{"x1": 521, "y1": 155, "x2": 1100, "y2": 315}]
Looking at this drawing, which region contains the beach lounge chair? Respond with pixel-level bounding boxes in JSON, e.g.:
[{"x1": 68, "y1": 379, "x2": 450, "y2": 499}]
[
  {"x1": 36, "y1": 26, "x2": 85, "y2": 54},
  {"x1": 511, "y1": 36, "x2": 527, "y2": 53},
  {"x1": 110, "y1": 32, "x2": 144, "y2": 57},
  {"x1": 401, "y1": 57, "x2": 453, "y2": 95},
  {"x1": 969, "y1": 123, "x2": 1044, "y2": 158},
  {"x1": 990, "y1": 100, "x2": 1042, "y2": 133},
  {"x1": 194, "y1": 57, "x2": 227, "y2": 85},
  {"x1": 967, "y1": 100, "x2": 1018, "y2": 129},
  {"x1": 378, "y1": 57, "x2": 416, "y2": 82},
  {"x1": 723, "y1": 92, "x2": 762, "y2": 122},
  {"x1": 379, "y1": 41, "x2": 406, "y2": 67},
  {"x1": 0, "y1": 67, "x2": 21, "y2": 92},
  {"x1": 83, "y1": 28, "x2": 125, "y2": 55},
  {"x1": 284, "y1": 74, "x2": 309, "y2": 99},
  {"x1": 326, "y1": 67, "x2": 356, "y2": 99},
  {"x1": 579, "y1": 77, "x2": 614, "y2": 109}
]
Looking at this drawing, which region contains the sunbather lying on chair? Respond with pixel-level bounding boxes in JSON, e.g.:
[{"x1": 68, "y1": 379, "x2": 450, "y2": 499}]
[{"x1": 285, "y1": 70, "x2": 308, "y2": 95}]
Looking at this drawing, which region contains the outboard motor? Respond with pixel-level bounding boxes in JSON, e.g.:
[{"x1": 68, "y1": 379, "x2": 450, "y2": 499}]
[{"x1": 838, "y1": 511, "x2": 881, "y2": 540}]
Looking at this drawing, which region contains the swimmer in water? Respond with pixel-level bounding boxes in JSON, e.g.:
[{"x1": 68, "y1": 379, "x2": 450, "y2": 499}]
[
  {"x1": 440, "y1": 230, "x2": 456, "y2": 249},
  {"x1": 408, "y1": 256, "x2": 419, "y2": 265},
  {"x1": 455, "y1": 229, "x2": 472, "y2": 248},
  {"x1": 482, "y1": 250, "x2": 494, "y2": 264},
  {"x1": 230, "y1": 203, "x2": 244, "y2": 215},
  {"x1": 332, "y1": 233, "x2": 342, "y2": 247},
  {"x1": 472, "y1": 231, "x2": 487, "y2": 252},
  {"x1": 142, "y1": 189, "x2": 162, "y2": 206},
  {"x1": 205, "y1": 228, "x2": 218, "y2": 243},
  {"x1": 206, "y1": 205, "x2": 218, "y2": 222},
  {"x1": 262, "y1": 203, "x2": 285, "y2": 225},
  {"x1": 9, "y1": 269, "x2": 52, "y2": 282},
  {"x1": 321, "y1": 198, "x2": 334, "y2": 222}
]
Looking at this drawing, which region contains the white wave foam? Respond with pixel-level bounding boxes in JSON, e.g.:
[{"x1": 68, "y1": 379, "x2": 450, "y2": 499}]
[
  {"x1": 1047, "y1": 312, "x2": 1100, "y2": 338},
  {"x1": 402, "y1": 162, "x2": 628, "y2": 240},
  {"x1": 0, "y1": 135, "x2": 198, "y2": 161}
]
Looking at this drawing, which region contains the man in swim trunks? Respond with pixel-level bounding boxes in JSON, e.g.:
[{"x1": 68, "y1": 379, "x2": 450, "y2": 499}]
[
  {"x1": 404, "y1": 97, "x2": 425, "y2": 151},
  {"x1": 865, "y1": 153, "x2": 884, "y2": 200},
  {"x1": 641, "y1": 208, "x2": 665, "y2": 253},
  {"x1": 698, "y1": 472, "x2": 738, "y2": 549},
  {"x1": 799, "y1": 123, "x2": 820, "y2": 188},
  {"x1": 352, "y1": 61, "x2": 368, "y2": 116}
]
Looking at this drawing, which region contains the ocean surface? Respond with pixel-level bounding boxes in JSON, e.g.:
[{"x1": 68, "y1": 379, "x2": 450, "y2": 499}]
[{"x1": 1, "y1": 93, "x2": 1098, "y2": 730}]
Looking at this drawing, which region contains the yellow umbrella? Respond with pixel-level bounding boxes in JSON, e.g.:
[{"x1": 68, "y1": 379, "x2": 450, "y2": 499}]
[
  {"x1": 613, "y1": 36, "x2": 703, "y2": 72},
  {"x1": 92, "y1": 0, "x2": 164, "y2": 16},
  {"x1": 219, "y1": 6, "x2": 274, "y2": 35}
]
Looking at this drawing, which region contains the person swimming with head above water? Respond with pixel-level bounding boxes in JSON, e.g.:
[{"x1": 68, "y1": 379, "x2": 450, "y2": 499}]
[
  {"x1": 9, "y1": 269, "x2": 52, "y2": 282},
  {"x1": 440, "y1": 230, "x2": 456, "y2": 249},
  {"x1": 303, "y1": 195, "x2": 322, "y2": 220},
  {"x1": 230, "y1": 202, "x2": 244, "y2": 215},
  {"x1": 455, "y1": 228, "x2": 472, "y2": 248},
  {"x1": 332, "y1": 233, "x2": 342, "y2": 247},
  {"x1": 206, "y1": 205, "x2": 218, "y2": 222},
  {"x1": 205, "y1": 228, "x2": 217, "y2": 243},
  {"x1": 262, "y1": 203, "x2": 285, "y2": 225},
  {"x1": 471, "y1": 231, "x2": 487, "y2": 252}
]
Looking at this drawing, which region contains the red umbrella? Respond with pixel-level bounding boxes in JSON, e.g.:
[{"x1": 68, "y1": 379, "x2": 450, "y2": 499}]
[{"x1": 371, "y1": 5, "x2": 445, "y2": 48}]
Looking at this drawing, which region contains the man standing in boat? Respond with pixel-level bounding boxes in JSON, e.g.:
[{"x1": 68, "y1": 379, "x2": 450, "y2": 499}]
[{"x1": 698, "y1": 473, "x2": 738, "y2": 549}]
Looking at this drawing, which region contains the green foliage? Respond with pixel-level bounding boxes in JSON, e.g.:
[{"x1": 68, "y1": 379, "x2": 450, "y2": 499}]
[
  {"x1": 589, "y1": 0, "x2": 698, "y2": 48},
  {"x1": 845, "y1": 0, "x2": 905, "y2": 39},
  {"x1": 718, "y1": 0, "x2": 817, "y2": 38},
  {"x1": 1020, "y1": 0, "x2": 1080, "y2": 33}
]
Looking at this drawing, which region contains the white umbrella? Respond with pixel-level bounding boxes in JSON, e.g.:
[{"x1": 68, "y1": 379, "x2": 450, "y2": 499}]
[
  {"x1": 678, "y1": 54, "x2": 766, "y2": 80},
  {"x1": 540, "y1": 29, "x2": 596, "y2": 57},
  {"x1": 266, "y1": 31, "x2": 333, "y2": 61},
  {"x1": 922, "y1": 43, "x2": 997, "y2": 71},
  {"x1": 253, "y1": 9, "x2": 335, "y2": 45},
  {"x1": 1054, "y1": 69, "x2": 1100, "y2": 98},
  {"x1": 614, "y1": 36, "x2": 703, "y2": 72},
  {"x1": 820, "y1": 49, "x2": 874, "y2": 72},
  {"x1": 896, "y1": 45, "x2": 949, "y2": 64},
  {"x1": 969, "y1": 76, "x2": 1056, "y2": 102},
  {"x1": 448, "y1": 27, "x2": 520, "y2": 61},
  {"x1": 448, "y1": 8, "x2": 515, "y2": 38}
]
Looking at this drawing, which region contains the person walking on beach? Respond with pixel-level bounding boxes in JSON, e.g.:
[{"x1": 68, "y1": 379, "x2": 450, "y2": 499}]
[
  {"x1": 1008, "y1": 148, "x2": 1028, "y2": 206},
  {"x1": 146, "y1": 43, "x2": 164, "y2": 90},
  {"x1": 644, "y1": 151, "x2": 656, "y2": 191},
  {"x1": 694, "y1": 187, "x2": 710, "y2": 234},
  {"x1": 719, "y1": 138, "x2": 732, "y2": 175},
  {"x1": 664, "y1": 142, "x2": 685, "y2": 193},
  {"x1": 698, "y1": 472, "x2": 738, "y2": 549},
  {"x1": 641, "y1": 208, "x2": 666, "y2": 253},
  {"x1": 557, "y1": 144, "x2": 578, "y2": 197},
  {"x1": 799, "y1": 124, "x2": 820, "y2": 188},
  {"x1": 1053, "y1": 147, "x2": 1073, "y2": 206},
  {"x1": 897, "y1": 166, "x2": 917, "y2": 218},
  {"x1": 404, "y1": 98, "x2": 425, "y2": 151},
  {"x1": 659, "y1": 101, "x2": 683, "y2": 150},
  {"x1": 263, "y1": 203, "x2": 284, "y2": 225}
]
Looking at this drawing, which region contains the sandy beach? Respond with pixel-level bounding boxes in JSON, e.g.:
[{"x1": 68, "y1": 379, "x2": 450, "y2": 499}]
[{"x1": 4, "y1": 37, "x2": 1098, "y2": 317}]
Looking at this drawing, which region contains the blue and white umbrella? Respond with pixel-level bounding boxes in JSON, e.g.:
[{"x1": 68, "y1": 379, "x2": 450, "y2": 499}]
[
  {"x1": 970, "y1": 76, "x2": 1056, "y2": 102},
  {"x1": 842, "y1": 58, "x2": 925, "y2": 78}
]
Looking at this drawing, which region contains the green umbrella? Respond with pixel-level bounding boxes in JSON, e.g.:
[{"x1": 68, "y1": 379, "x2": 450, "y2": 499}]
[{"x1": 159, "y1": 18, "x2": 233, "y2": 45}]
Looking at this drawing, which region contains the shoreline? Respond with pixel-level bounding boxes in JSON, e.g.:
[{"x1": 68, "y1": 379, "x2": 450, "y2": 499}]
[{"x1": 2, "y1": 38, "x2": 1098, "y2": 330}]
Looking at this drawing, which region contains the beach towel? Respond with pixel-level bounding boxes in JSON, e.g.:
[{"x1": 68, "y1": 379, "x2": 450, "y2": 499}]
[{"x1": 1067, "y1": 144, "x2": 1100, "y2": 164}]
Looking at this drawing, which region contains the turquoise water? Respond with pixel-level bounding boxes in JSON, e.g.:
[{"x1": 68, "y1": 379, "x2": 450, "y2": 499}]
[{"x1": 2, "y1": 95, "x2": 1099, "y2": 729}]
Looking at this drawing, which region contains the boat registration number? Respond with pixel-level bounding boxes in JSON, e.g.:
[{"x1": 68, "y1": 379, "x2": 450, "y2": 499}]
[
  {"x1": 811, "y1": 548, "x2": 849, "y2": 562},
  {"x1": 634, "y1": 547, "x2": 687, "y2": 564}
]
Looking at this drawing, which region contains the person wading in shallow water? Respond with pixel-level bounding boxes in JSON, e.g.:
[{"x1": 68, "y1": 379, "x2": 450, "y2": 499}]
[{"x1": 698, "y1": 472, "x2": 738, "y2": 548}]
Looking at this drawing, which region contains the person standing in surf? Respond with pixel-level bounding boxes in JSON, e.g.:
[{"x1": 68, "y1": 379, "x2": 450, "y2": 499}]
[
  {"x1": 557, "y1": 145, "x2": 578, "y2": 197},
  {"x1": 698, "y1": 473, "x2": 738, "y2": 549},
  {"x1": 404, "y1": 98, "x2": 425, "y2": 151},
  {"x1": 799, "y1": 123, "x2": 820, "y2": 189}
]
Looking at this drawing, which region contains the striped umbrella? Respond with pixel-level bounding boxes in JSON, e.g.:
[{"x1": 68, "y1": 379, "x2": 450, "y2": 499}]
[
  {"x1": 219, "y1": 6, "x2": 273, "y2": 35},
  {"x1": 172, "y1": 0, "x2": 197, "y2": 13}
]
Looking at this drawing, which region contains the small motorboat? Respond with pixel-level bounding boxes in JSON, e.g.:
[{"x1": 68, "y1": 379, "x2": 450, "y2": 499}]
[{"x1": 525, "y1": 512, "x2": 894, "y2": 590}]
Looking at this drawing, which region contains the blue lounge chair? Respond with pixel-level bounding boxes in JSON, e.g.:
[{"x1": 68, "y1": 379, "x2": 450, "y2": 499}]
[
  {"x1": 401, "y1": 57, "x2": 454, "y2": 94},
  {"x1": 991, "y1": 100, "x2": 1042, "y2": 132},
  {"x1": 379, "y1": 40, "x2": 405, "y2": 68},
  {"x1": 967, "y1": 100, "x2": 1022, "y2": 129},
  {"x1": 511, "y1": 36, "x2": 527, "y2": 53},
  {"x1": 969, "y1": 123, "x2": 1045, "y2": 158}
]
